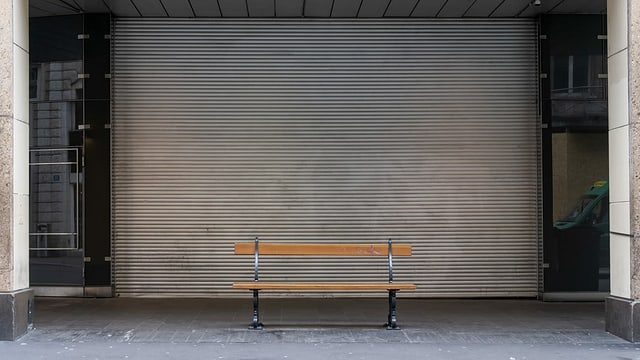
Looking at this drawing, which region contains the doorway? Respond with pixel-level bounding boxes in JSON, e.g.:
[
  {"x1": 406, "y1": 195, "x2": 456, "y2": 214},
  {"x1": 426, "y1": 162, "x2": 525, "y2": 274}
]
[
  {"x1": 29, "y1": 148, "x2": 84, "y2": 291},
  {"x1": 28, "y1": 14, "x2": 112, "y2": 296}
]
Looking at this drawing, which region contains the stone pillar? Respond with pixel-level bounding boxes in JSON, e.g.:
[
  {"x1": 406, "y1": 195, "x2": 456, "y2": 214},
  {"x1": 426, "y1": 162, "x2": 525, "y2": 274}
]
[
  {"x1": 0, "y1": 0, "x2": 33, "y2": 341},
  {"x1": 605, "y1": 0, "x2": 640, "y2": 342}
]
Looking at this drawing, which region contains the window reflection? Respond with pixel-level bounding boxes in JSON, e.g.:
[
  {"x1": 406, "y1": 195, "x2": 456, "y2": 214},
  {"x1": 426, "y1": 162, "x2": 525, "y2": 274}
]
[
  {"x1": 29, "y1": 14, "x2": 84, "y2": 286},
  {"x1": 561, "y1": 195, "x2": 597, "y2": 222},
  {"x1": 551, "y1": 55, "x2": 604, "y2": 98},
  {"x1": 545, "y1": 15, "x2": 609, "y2": 293},
  {"x1": 29, "y1": 149, "x2": 80, "y2": 250}
]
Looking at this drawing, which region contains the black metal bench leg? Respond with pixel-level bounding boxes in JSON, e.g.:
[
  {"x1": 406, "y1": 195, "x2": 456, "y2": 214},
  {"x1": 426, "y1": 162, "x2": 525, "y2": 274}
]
[
  {"x1": 385, "y1": 290, "x2": 400, "y2": 330},
  {"x1": 250, "y1": 289, "x2": 263, "y2": 330}
]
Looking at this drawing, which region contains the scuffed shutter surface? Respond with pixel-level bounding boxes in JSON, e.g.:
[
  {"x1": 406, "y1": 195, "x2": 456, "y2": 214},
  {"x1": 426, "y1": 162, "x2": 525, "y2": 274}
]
[{"x1": 113, "y1": 19, "x2": 539, "y2": 297}]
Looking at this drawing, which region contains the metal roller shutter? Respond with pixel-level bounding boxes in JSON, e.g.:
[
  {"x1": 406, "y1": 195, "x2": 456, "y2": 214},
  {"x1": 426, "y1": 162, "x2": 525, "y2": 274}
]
[{"x1": 112, "y1": 19, "x2": 539, "y2": 297}]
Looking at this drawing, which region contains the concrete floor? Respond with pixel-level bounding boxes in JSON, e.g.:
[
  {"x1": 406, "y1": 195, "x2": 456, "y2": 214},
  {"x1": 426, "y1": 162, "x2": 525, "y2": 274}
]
[{"x1": 1, "y1": 297, "x2": 639, "y2": 359}]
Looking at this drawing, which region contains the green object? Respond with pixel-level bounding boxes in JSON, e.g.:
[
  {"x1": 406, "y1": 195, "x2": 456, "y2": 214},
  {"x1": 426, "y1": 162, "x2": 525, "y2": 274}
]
[{"x1": 554, "y1": 180, "x2": 609, "y2": 232}]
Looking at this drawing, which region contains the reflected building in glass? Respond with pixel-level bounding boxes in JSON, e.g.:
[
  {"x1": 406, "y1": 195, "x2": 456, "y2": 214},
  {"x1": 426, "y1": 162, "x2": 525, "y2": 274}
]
[{"x1": 28, "y1": 15, "x2": 85, "y2": 286}]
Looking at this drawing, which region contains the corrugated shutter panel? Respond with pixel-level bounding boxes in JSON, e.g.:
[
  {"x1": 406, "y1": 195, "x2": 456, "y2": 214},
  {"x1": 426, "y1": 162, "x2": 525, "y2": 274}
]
[{"x1": 112, "y1": 19, "x2": 539, "y2": 298}]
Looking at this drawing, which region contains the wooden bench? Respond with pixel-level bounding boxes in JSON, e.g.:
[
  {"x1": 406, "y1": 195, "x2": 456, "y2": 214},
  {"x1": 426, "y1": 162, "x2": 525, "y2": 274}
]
[{"x1": 232, "y1": 238, "x2": 416, "y2": 330}]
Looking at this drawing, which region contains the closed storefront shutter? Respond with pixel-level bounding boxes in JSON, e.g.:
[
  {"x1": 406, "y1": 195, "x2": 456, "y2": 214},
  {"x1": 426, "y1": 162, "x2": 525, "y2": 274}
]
[{"x1": 112, "y1": 19, "x2": 539, "y2": 297}]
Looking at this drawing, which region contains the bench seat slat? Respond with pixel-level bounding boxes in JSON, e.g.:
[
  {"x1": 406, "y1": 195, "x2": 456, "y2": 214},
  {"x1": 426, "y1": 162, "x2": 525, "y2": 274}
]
[
  {"x1": 233, "y1": 282, "x2": 417, "y2": 291},
  {"x1": 234, "y1": 242, "x2": 412, "y2": 256}
]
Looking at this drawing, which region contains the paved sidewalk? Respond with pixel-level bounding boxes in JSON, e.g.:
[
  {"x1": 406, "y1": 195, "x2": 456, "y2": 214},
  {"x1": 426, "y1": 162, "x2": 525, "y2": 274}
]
[{"x1": 1, "y1": 297, "x2": 639, "y2": 359}]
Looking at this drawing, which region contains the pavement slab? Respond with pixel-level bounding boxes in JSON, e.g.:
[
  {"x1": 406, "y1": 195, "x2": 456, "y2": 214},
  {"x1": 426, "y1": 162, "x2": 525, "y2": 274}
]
[{"x1": 0, "y1": 297, "x2": 638, "y2": 359}]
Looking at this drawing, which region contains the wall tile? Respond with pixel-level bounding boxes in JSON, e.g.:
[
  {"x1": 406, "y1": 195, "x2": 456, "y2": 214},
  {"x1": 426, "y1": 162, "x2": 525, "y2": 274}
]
[
  {"x1": 609, "y1": 125, "x2": 630, "y2": 203},
  {"x1": 12, "y1": 120, "x2": 28, "y2": 196},
  {"x1": 611, "y1": 201, "x2": 631, "y2": 235},
  {"x1": 12, "y1": 0, "x2": 27, "y2": 51},
  {"x1": 12, "y1": 193, "x2": 28, "y2": 289},
  {"x1": 608, "y1": 50, "x2": 629, "y2": 130},
  {"x1": 608, "y1": 0, "x2": 628, "y2": 56},
  {"x1": 12, "y1": 45, "x2": 28, "y2": 124},
  {"x1": 610, "y1": 232, "x2": 631, "y2": 298}
]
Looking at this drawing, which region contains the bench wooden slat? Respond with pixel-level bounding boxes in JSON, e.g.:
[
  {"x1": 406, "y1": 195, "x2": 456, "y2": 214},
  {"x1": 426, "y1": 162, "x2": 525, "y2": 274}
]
[
  {"x1": 234, "y1": 242, "x2": 412, "y2": 256},
  {"x1": 233, "y1": 282, "x2": 417, "y2": 291}
]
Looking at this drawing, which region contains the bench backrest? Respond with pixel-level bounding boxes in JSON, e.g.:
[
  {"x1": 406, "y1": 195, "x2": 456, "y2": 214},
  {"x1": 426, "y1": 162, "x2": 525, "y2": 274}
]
[
  {"x1": 236, "y1": 238, "x2": 411, "y2": 284},
  {"x1": 234, "y1": 242, "x2": 412, "y2": 256}
]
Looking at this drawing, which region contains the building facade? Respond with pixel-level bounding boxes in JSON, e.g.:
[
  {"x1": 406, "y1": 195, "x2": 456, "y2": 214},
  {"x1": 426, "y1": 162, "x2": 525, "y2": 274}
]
[{"x1": 1, "y1": 0, "x2": 639, "y2": 342}]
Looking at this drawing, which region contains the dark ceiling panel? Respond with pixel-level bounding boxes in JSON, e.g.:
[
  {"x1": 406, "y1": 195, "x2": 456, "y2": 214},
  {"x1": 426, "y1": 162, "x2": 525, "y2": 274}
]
[
  {"x1": 103, "y1": 0, "x2": 140, "y2": 16},
  {"x1": 30, "y1": 5, "x2": 55, "y2": 16},
  {"x1": 358, "y1": 0, "x2": 389, "y2": 17},
  {"x1": 131, "y1": 0, "x2": 167, "y2": 16},
  {"x1": 305, "y1": 0, "x2": 333, "y2": 17},
  {"x1": 410, "y1": 0, "x2": 446, "y2": 17},
  {"x1": 276, "y1": 0, "x2": 303, "y2": 16},
  {"x1": 385, "y1": 0, "x2": 419, "y2": 17},
  {"x1": 519, "y1": 0, "x2": 562, "y2": 17},
  {"x1": 332, "y1": 0, "x2": 360, "y2": 17},
  {"x1": 438, "y1": 0, "x2": 475, "y2": 17},
  {"x1": 74, "y1": 0, "x2": 111, "y2": 13},
  {"x1": 551, "y1": 0, "x2": 606, "y2": 14},
  {"x1": 219, "y1": 0, "x2": 247, "y2": 16},
  {"x1": 464, "y1": 0, "x2": 503, "y2": 17},
  {"x1": 30, "y1": 0, "x2": 80, "y2": 14},
  {"x1": 490, "y1": 0, "x2": 528, "y2": 17},
  {"x1": 27, "y1": 0, "x2": 608, "y2": 18},
  {"x1": 162, "y1": 0, "x2": 194, "y2": 16},
  {"x1": 190, "y1": 0, "x2": 221, "y2": 17},
  {"x1": 248, "y1": 0, "x2": 275, "y2": 17}
]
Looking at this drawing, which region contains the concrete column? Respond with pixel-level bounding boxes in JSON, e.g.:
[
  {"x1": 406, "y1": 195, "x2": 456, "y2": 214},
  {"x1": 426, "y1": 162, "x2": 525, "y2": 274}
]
[
  {"x1": 0, "y1": 0, "x2": 33, "y2": 341},
  {"x1": 605, "y1": 0, "x2": 640, "y2": 342}
]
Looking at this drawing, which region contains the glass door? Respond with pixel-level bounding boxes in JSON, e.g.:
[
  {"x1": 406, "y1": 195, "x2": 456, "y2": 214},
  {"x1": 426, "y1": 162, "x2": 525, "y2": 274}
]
[
  {"x1": 28, "y1": 15, "x2": 85, "y2": 293},
  {"x1": 29, "y1": 148, "x2": 84, "y2": 286},
  {"x1": 542, "y1": 15, "x2": 610, "y2": 298}
]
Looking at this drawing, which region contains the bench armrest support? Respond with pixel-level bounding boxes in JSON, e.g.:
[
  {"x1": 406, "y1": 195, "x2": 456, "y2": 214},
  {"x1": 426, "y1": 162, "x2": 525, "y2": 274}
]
[{"x1": 388, "y1": 238, "x2": 394, "y2": 283}]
